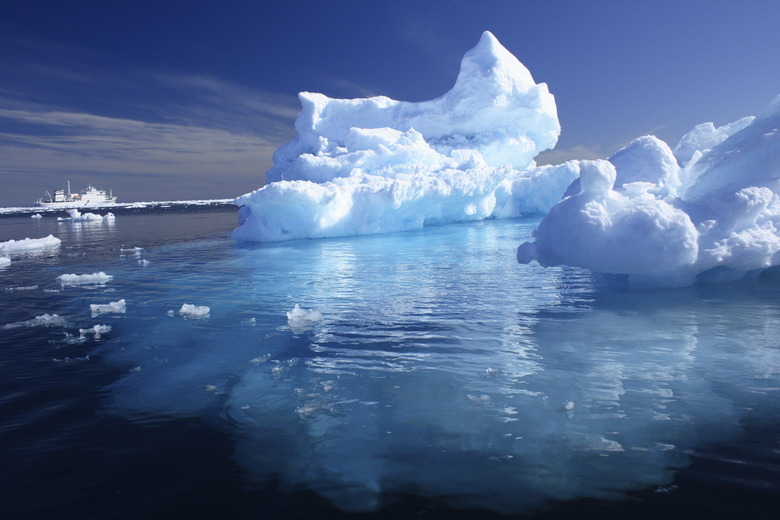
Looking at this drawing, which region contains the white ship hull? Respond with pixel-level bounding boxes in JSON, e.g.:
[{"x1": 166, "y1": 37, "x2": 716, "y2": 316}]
[{"x1": 36, "y1": 182, "x2": 117, "y2": 208}]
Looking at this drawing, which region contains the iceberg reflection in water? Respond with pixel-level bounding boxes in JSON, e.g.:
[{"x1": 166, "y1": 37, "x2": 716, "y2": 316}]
[{"x1": 92, "y1": 217, "x2": 780, "y2": 513}]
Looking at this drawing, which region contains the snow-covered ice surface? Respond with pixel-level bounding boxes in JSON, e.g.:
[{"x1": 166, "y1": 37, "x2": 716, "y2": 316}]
[
  {"x1": 233, "y1": 31, "x2": 563, "y2": 242},
  {"x1": 519, "y1": 95, "x2": 780, "y2": 286}
]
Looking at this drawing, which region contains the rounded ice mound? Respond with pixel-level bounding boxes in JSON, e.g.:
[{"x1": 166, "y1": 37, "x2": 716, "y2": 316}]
[
  {"x1": 518, "y1": 160, "x2": 698, "y2": 284},
  {"x1": 520, "y1": 95, "x2": 780, "y2": 287},
  {"x1": 234, "y1": 31, "x2": 561, "y2": 242}
]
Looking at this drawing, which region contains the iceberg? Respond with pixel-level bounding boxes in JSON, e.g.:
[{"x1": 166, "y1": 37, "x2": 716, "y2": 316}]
[
  {"x1": 518, "y1": 95, "x2": 780, "y2": 287},
  {"x1": 233, "y1": 31, "x2": 561, "y2": 242}
]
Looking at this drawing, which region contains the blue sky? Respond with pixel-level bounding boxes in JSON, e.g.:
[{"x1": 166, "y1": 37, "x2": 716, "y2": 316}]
[{"x1": 1, "y1": 0, "x2": 778, "y2": 207}]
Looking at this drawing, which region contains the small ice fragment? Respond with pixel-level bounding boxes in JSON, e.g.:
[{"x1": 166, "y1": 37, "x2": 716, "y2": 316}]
[
  {"x1": 90, "y1": 298, "x2": 126, "y2": 317},
  {"x1": 57, "y1": 272, "x2": 113, "y2": 286},
  {"x1": 286, "y1": 303, "x2": 323, "y2": 331},
  {"x1": 564, "y1": 401, "x2": 575, "y2": 411},
  {"x1": 0, "y1": 257, "x2": 9, "y2": 268},
  {"x1": 467, "y1": 393, "x2": 491, "y2": 405},
  {"x1": 3, "y1": 313, "x2": 66, "y2": 329},
  {"x1": 78, "y1": 324, "x2": 112, "y2": 339},
  {"x1": 167, "y1": 310, "x2": 175, "y2": 317},
  {"x1": 249, "y1": 355, "x2": 270, "y2": 365},
  {"x1": 138, "y1": 259, "x2": 150, "y2": 266},
  {"x1": 483, "y1": 367, "x2": 502, "y2": 378},
  {"x1": 179, "y1": 303, "x2": 210, "y2": 319},
  {"x1": 31, "y1": 214, "x2": 43, "y2": 219}
]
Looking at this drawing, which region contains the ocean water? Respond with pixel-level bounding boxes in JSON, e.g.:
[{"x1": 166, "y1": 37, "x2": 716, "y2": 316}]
[{"x1": 1, "y1": 207, "x2": 779, "y2": 519}]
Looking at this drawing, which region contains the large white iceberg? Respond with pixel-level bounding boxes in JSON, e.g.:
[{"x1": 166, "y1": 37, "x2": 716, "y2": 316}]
[
  {"x1": 519, "y1": 95, "x2": 780, "y2": 286},
  {"x1": 233, "y1": 31, "x2": 561, "y2": 241}
]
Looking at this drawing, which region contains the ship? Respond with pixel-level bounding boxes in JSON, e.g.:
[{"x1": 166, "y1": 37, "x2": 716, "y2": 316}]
[{"x1": 36, "y1": 181, "x2": 117, "y2": 208}]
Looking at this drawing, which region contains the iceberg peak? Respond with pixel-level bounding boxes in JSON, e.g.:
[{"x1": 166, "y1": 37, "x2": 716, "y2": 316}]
[{"x1": 454, "y1": 30, "x2": 536, "y2": 94}]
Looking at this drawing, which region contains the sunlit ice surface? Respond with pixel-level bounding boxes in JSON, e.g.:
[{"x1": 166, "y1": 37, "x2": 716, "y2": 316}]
[{"x1": 82, "y1": 218, "x2": 780, "y2": 513}]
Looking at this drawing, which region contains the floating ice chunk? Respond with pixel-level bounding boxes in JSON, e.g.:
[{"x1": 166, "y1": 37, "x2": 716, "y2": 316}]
[
  {"x1": 57, "y1": 209, "x2": 115, "y2": 222},
  {"x1": 3, "y1": 313, "x2": 67, "y2": 329},
  {"x1": 90, "y1": 298, "x2": 126, "y2": 317},
  {"x1": 121, "y1": 247, "x2": 143, "y2": 258},
  {"x1": 52, "y1": 355, "x2": 90, "y2": 363},
  {"x1": 0, "y1": 234, "x2": 61, "y2": 254},
  {"x1": 31, "y1": 213, "x2": 43, "y2": 219},
  {"x1": 179, "y1": 303, "x2": 210, "y2": 319},
  {"x1": 234, "y1": 31, "x2": 561, "y2": 242},
  {"x1": 0, "y1": 257, "x2": 10, "y2": 268},
  {"x1": 57, "y1": 272, "x2": 113, "y2": 286},
  {"x1": 138, "y1": 259, "x2": 150, "y2": 267},
  {"x1": 79, "y1": 324, "x2": 112, "y2": 339},
  {"x1": 286, "y1": 303, "x2": 323, "y2": 331}
]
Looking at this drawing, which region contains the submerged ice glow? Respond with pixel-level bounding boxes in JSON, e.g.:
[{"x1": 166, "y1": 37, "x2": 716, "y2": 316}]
[
  {"x1": 51, "y1": 219, "x2": 780, "y2": 513},
  {"x1": 2, "y1": 209, "x2": 779, "y2": 514}
]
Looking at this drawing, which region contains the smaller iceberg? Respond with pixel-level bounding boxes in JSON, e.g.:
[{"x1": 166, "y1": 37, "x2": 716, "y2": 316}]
[{"x1": 518, "y1": 95, "x2": 780, "y2": 287}]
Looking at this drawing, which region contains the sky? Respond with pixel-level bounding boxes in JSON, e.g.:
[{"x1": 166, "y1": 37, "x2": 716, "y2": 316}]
[{"x1": 0, "y1": 0, "x2": 778, "y2": 207}]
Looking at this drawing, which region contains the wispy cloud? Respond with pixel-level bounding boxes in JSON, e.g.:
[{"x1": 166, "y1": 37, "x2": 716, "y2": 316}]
[{"x1": 0, "y1": 37, "x2": 302, "y2": 205}]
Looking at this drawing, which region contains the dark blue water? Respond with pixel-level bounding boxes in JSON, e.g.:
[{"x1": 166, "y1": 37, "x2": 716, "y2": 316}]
[{"x1": 1, "y1": 207, "x2": 778, "y2": 519}]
